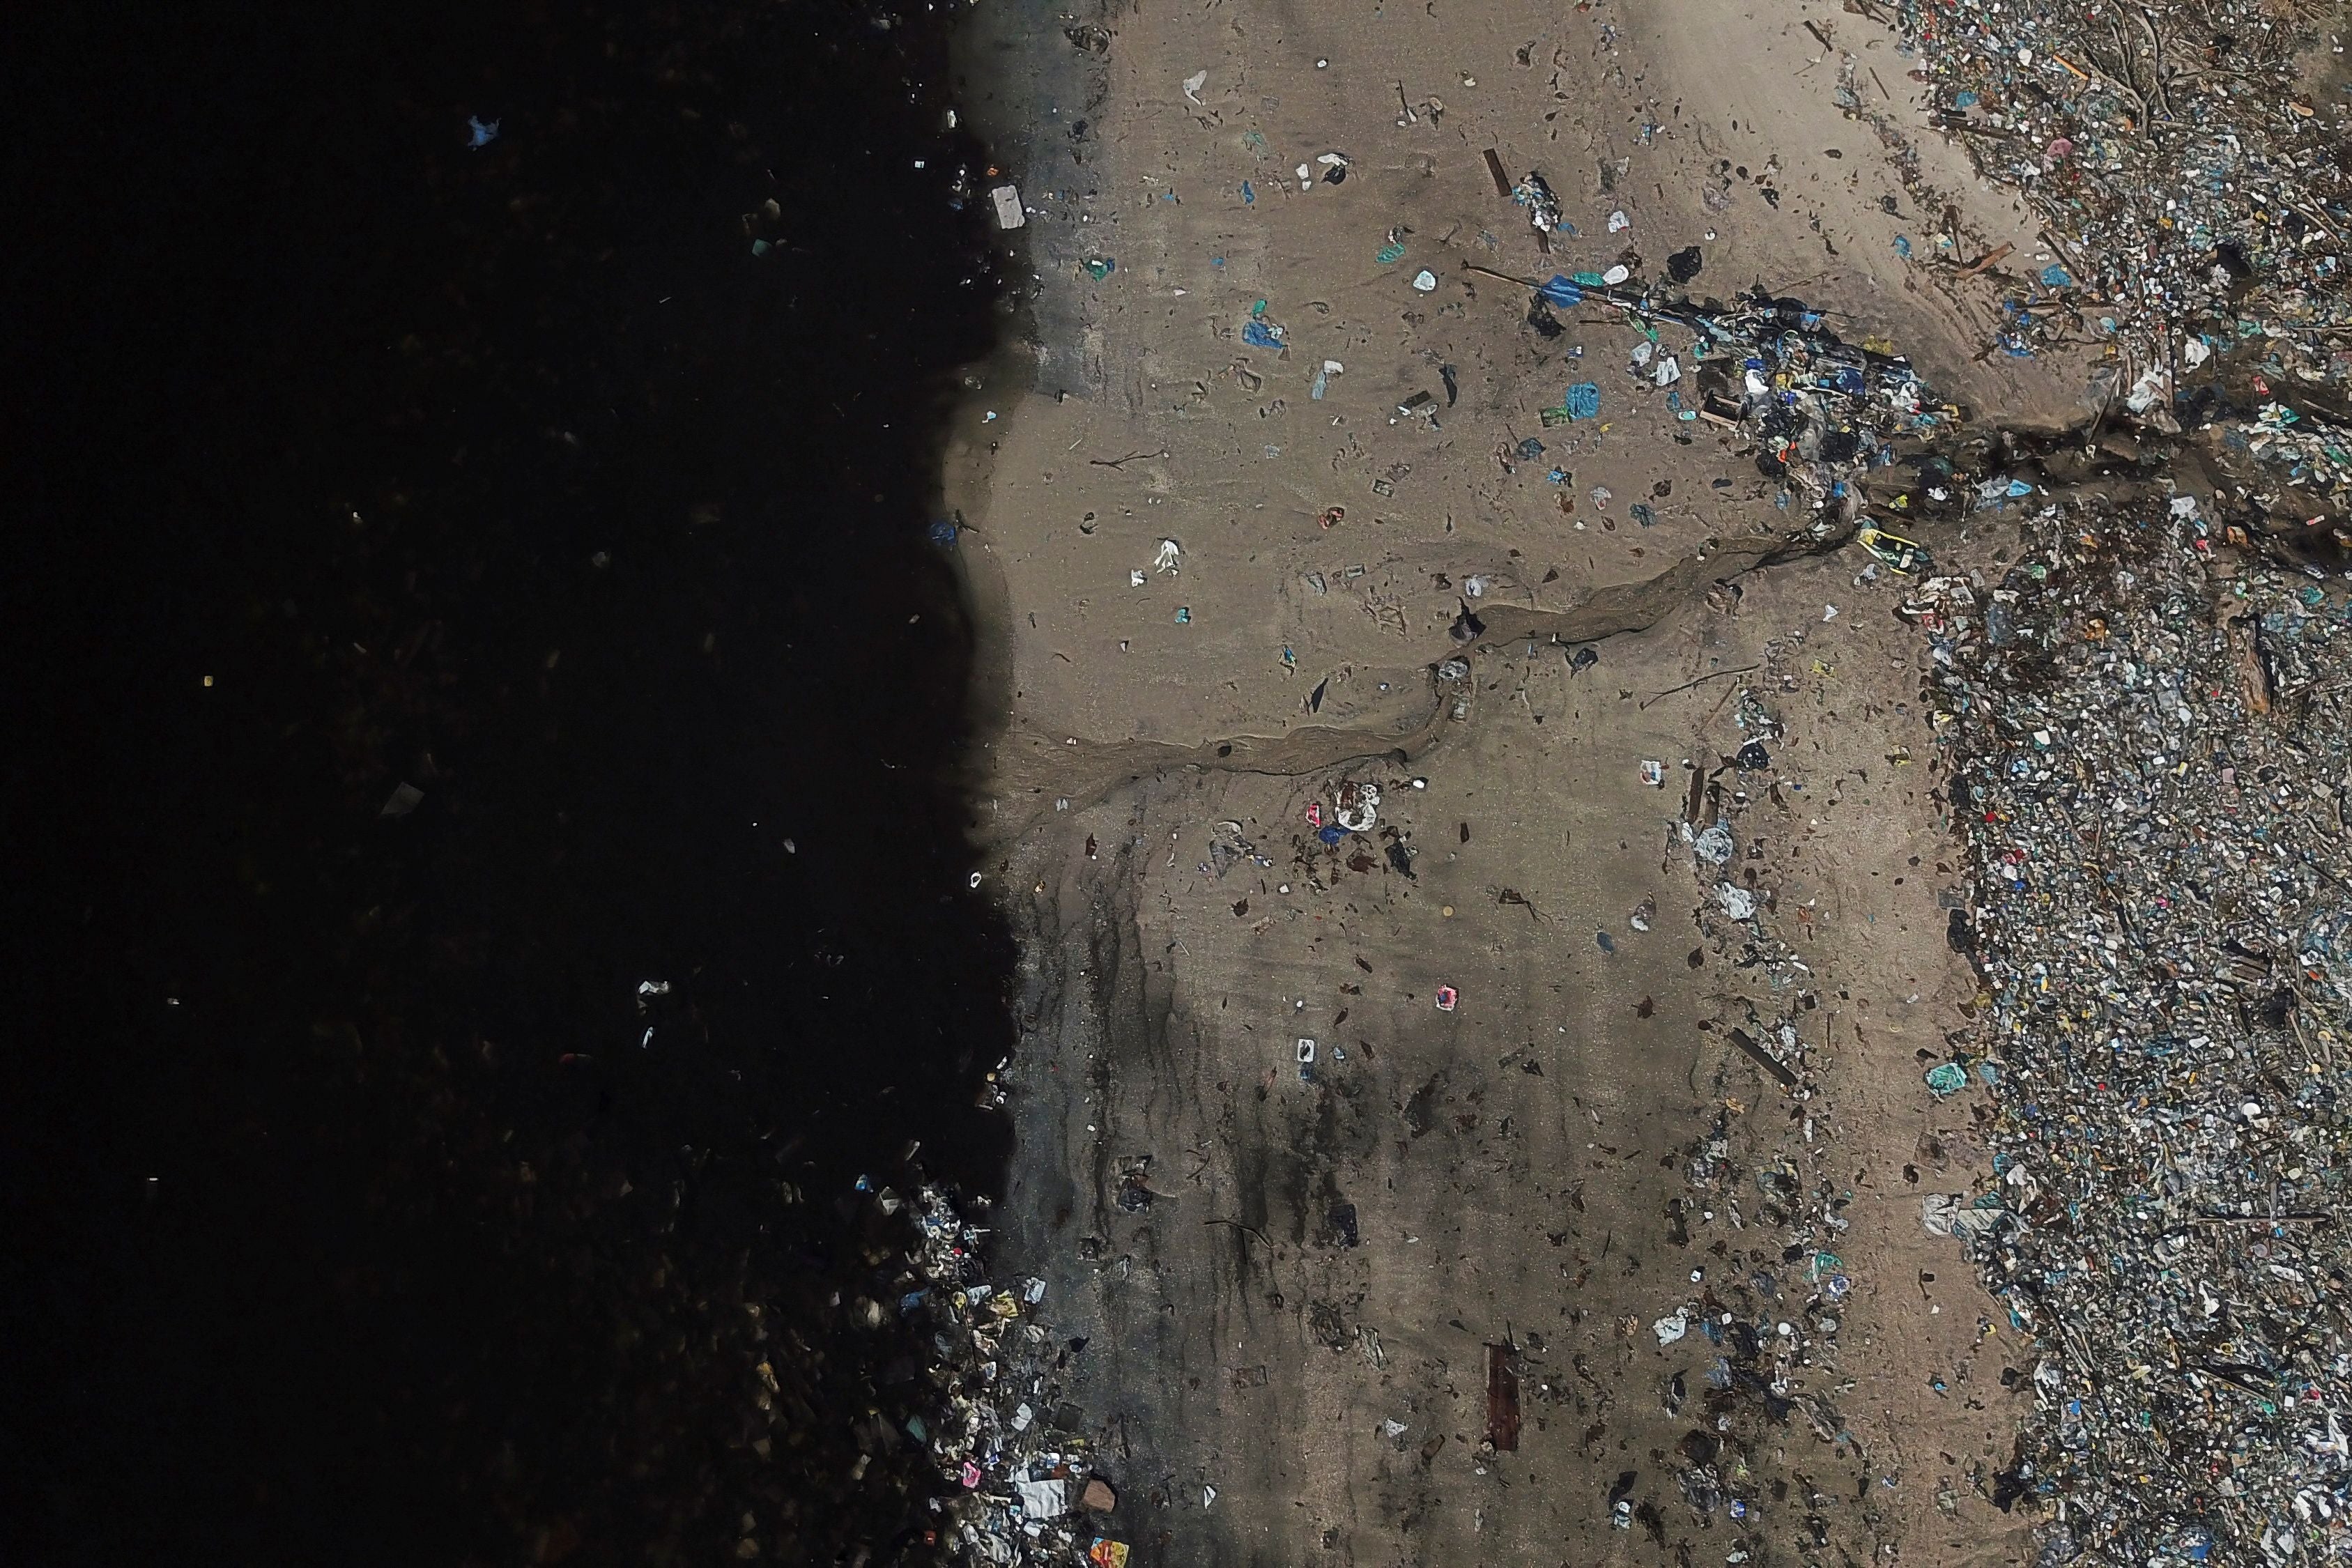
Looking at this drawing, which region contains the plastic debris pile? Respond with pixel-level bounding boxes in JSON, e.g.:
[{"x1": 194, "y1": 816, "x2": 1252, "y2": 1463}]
[
  {"x1": 1927, "y1": 502, "x2": 2352, "y2": 1561},
  {"x1": 1902, "y1": 0, "x2": 2352, "y2": 516},
  {"x1": 1910, "y1": 0, "x2": 2351, "y2": 367},
  {"x1": 882, "y1": 1185, "x2": 1125, "y2": 1566}
]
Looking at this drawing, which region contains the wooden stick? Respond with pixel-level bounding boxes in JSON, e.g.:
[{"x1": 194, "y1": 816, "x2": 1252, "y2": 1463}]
[
  {"x1": 1461, "y1": 261, "x2": 1542, "y2": 288},
  {"x1": 1482, "y1": 148, "x2": 1513, "y2": 199},
  {"x1": 1959, "y1": 242, "x2": 2015, "y2": 277},
  {"x1": 1641, "y1": 663, "x2": 1761, "y2": 709},
  {"x1": 1728, "y1": 1027, "x2": 1801, "y2": 1089}
]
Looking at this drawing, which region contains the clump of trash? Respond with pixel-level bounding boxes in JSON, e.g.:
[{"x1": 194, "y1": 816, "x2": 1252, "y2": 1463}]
[
  {"x1": 857, "y1": 1184, "x2": 1132, "y2": 1568},
  {"x1": 1525, "y1": 274, "x2": 1951, "y2": 530}
]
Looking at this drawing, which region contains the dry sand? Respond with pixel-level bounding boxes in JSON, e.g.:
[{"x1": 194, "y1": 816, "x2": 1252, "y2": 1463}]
[{"x1": 944, "y1": 0, "x2": 2082, "y2": 1558}]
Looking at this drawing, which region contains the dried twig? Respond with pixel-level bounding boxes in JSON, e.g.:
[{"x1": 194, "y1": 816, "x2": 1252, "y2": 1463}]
[{"x1": 1641, "y1": 663, "x2": 1762, "y2": 709}]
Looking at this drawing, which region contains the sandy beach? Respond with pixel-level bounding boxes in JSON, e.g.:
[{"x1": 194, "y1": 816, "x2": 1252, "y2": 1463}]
[{"x1": 942, "y1": 0, "x2": 2103, "y2": 1558}]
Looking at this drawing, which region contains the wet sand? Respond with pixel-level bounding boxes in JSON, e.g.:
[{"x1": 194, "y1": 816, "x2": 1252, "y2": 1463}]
[{"x1": 944, "y1": 0, "x2": 2091, "y2": 1559}]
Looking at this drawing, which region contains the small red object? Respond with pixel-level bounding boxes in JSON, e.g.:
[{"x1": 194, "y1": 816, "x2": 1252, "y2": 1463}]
[
  {"x1": 1305, "y1": 803, "x2": 1323, "y2": 827},
  {"x1": 1435, "y1": 986, "x2": 1458, "y2": 1012}
]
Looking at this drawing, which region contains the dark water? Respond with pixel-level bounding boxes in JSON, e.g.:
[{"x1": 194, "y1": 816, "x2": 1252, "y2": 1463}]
[{"x1": 4, "y1": 2, "x2": 1014, "y2": 1561}]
